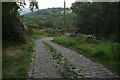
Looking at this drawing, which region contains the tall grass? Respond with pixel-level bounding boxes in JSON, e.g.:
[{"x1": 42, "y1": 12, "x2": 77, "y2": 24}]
[
  {"x1": 53, "y1": 35, "x2": 120, "y2": 73},
  {"x1": 2, "y1": 42, "x2": 34, "y2": 78}
]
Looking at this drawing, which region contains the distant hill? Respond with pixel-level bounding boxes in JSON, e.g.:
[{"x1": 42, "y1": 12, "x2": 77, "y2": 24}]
[
  {"x1": 19, "y1": 8, "x2": 38, "y2": 15},
  {"x1": 23, "y1": 8, "x2": 76, "y2": 30},
  {"x1": 24, "y1": 8, "x2": 65, "y2": 15}
]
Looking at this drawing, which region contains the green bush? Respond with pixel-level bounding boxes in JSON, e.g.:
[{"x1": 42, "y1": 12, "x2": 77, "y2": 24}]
[{"x1": 27, "y1": 24, "x2": 38, "y2": 28}]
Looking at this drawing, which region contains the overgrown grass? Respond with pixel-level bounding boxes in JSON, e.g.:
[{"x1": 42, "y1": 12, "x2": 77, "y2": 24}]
[
  {"x1": 31, "y1": 29, "x2": 48, "y2": 39},
  {"x1": 31, "y1": 29, "x2": 58, "y2": 39},
  {"x1": 53, "y1": 35, "x2": 120, "y2": 73},
  {"x1": 42, "y1": 41, "x2": 63, "y2": 60},
  {"x1": 2, "y1": 42, "x2": 34, "y2": 78}
]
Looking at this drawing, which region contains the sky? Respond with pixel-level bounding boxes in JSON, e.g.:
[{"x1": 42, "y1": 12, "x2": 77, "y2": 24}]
[{"x1": 25, "y1": 0, "x2": 76, "y2": 9}]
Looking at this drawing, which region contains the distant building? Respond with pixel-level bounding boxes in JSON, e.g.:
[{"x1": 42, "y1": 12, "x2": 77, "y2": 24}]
[
  {"x1": 75, "y1": 0, "x2": 92, "y2": 2},
  {"x1": 60, "y1": 9, "x2": 72, "y2": 14}
]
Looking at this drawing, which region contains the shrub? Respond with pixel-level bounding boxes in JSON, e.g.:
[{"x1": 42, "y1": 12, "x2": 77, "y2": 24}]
[{"x1": 27, "y1": 24, "x2": 38, "y2": 28}]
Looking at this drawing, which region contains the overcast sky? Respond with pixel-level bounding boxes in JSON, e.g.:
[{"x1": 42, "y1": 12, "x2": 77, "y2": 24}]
[{"x1": 25, "y1": 0, "x2": 76, "y2": 9}]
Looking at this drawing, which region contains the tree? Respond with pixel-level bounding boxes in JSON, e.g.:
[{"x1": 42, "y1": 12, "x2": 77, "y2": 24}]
[
  {"x1": 71, "y1": 2, "x2": 120, "y2": 42},
  {"x1": 45, "y1": 21, "x2": 53, "y2": 28},
  {"x1": 38, "y1": 21, "x2": 45, "y2": 29},
  {"x1": 17, "y1": 0, "x2": 39, "y2": 11},
  {"x1": 2, "y1": 0, "x2": 39, "y2": 43}
]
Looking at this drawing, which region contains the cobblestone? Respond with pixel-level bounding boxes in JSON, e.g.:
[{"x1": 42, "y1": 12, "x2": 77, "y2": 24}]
[
  {"x1": 30, "y1": 38, "x2": 61, "y2": 78},
  {"x1": 28, "y1": 37, "x2": 119, "y2": 78},
  {"x1": 45, "y1": 37, "x2": 119, "y2": 78}
]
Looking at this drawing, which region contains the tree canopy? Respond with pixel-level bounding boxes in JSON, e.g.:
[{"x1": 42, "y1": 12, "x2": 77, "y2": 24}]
[
  {"x1": 23, "y1": 8, "x2": 76, "y2": 30},
  {"x1": 71, "y1": 2, "x2": 120, "y2": 42},
  {"x1": 2, "y1": 0, "x2": 39, "y2": 43}
]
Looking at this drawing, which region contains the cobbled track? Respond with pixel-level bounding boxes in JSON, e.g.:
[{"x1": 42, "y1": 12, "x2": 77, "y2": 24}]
[{"x1": 28, "y1": 37, "x2": 119, "y2": 78}]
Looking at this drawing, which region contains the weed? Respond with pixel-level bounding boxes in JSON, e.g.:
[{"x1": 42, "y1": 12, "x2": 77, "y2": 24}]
[
  {"x1": 79, "y1": 74, "x2": 85, "y2": 78},
  {"x1": 42, "y1": 42, "x2": 63, "y2": 60}
]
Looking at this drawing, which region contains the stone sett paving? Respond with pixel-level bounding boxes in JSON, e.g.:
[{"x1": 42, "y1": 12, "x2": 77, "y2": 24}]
[
  {"x1": 32, "y1": 38, "x2": 61, "y2": 78},
  {"x1": 29, "y1": 37, "x2": 119, "y2": 78},
  {"x1": 43, "y1": 37, "x2": 119, "y2": 78}
]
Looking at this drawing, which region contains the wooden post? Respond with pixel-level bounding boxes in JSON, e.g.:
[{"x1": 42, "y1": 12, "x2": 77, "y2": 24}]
[{"x1": 64, "y1": 0, "x2": 66, "y2": 33}]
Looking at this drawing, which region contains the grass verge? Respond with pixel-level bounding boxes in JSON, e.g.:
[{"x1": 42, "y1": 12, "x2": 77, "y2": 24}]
[
  {"x1": 2, "y1": 42, "x2": 34, "y2": 78},
  {"x1": 31, "y1": 29, "x2": 58, "y2": 39},
  {"x1": 53, "y1": 35, "x2": 120, "y2": 74}
]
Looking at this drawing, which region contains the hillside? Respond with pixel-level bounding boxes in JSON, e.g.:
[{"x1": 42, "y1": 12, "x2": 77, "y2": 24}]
[
  {"x1": 19, "y1": 8, "x2": 38, "y2": 15},
  {"x1": 23, "y1": 8, "x2": 76, "y2": 30}
]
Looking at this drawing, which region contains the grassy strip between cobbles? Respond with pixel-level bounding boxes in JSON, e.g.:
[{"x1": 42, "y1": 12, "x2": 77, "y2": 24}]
[
  {"x1": 53, "y1": 35, "x2": 120, "y2": 73},
  {"x1": 3, "y1": 42, "x2": 34, "y2": 78},
  {"x1": 42, "y1": 41, "x2": 85, "y2": 78},
  {"x1": 42, "y1": 41, "x2": 63, "y2": 60}
]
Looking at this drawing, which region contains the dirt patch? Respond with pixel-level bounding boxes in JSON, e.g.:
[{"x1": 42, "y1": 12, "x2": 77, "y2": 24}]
[{"x1": 3, "y1": 47, "x2": 22, "y2": 56}]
